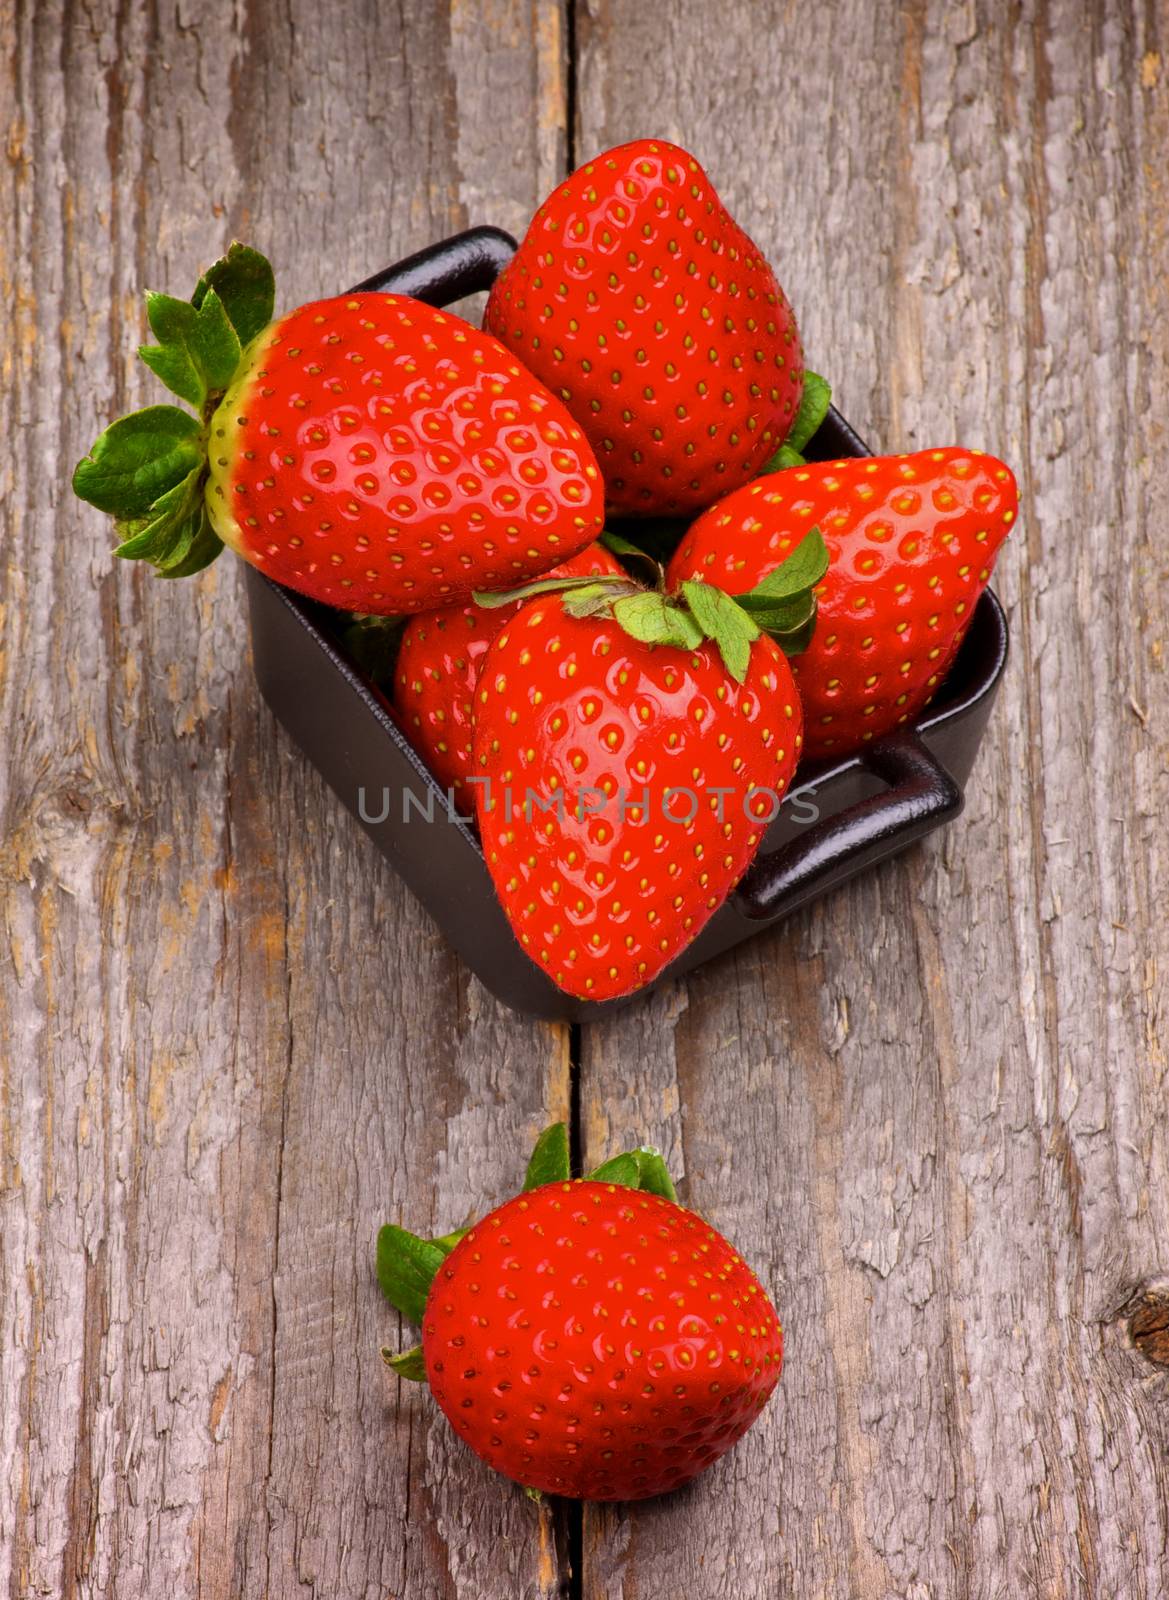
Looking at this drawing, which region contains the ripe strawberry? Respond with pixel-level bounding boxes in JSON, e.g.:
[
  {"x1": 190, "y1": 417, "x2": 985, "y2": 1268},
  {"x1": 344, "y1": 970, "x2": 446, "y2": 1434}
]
[
  {"x1": 667, "y1": 448, "x2": 1017, "y2": 761},
  {"x1": 394, "y1": 541, "x2": 624, "y2": 810},
  {"x1": 73, "y1": 243, "x2": 604, "y2": 613},
  {"x1": 378, "y1": 1123, "x2": 783, "y2": 1501},
  {"x1": 468, "y1": 544, "x2": 823, "y2": 999},
  {"x1": 484, "y1": 139, "x2": 804, "y2": 517}
]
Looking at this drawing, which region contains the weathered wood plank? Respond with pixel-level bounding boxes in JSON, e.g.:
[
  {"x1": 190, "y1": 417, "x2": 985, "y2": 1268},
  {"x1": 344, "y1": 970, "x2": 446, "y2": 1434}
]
[
  {"x1": 5, "y1": 2, "x2": 1168, "y2": 1597},
  {"x1": 576, "y1": 1, "x2": 1169, "y2": 1596},
  {"x1": 0, "y1": 4, "x2": 572, "y2": 1598}
]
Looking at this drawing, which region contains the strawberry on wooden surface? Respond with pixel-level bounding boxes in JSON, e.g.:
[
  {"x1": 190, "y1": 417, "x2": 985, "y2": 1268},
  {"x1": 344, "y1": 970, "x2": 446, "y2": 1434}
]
[
  {"x1": 667, "y1": 449, "x2": 1017, "y2": 761},
  {"x1": 484, "y1": 139, "x2": 804, "y2": 517},
  {"x1": 73, "y1": 244, "x2": 605, "y2": 613},
  {"x1": 378, "y1": 1124, "x2": 784, "y2": 1502},
  {"x1": 394, "y1": 542, "x2": 624, "y2": 811}
]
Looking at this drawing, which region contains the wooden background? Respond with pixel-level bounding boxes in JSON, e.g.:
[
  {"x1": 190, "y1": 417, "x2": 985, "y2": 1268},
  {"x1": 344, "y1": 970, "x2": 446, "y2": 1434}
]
[{"x1": 2, "y1": 1, "x2": 1167, "y2": 1595}]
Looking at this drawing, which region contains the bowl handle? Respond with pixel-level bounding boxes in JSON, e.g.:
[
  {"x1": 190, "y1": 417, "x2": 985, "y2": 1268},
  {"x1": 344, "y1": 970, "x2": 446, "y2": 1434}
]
[
  {"x1": 734, "y1": 732, "x2": 964, "y2": 922},
  {"x1": 350, "y1": 227, "x2": 517, "y2": 303}
]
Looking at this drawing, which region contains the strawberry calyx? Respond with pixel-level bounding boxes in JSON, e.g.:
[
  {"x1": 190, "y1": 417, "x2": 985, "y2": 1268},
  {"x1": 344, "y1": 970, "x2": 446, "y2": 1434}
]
[
  {"x1": 759, "y1": 370, "x2": 832, "y2": 473},
  {"x1": 471, "y1": 526, "x2": 828, "y2": 681},
  {"x1": 377, "y1": 1121, "x2": 677, "y2": 1382},
  {"x1": 383, "y1": 1345, "x2": 428, "y2": 1380},
  {"x1": 472, "y1": 570, "x2": 641, "y2": 613},
  {"x1": 72, "y1": 243, "x2": 276, "y2": 578},
  {"x1": 722, "y1": 526, "x2": 831, "y2": 655},
  {"x1": 337, "y1": 613, "x2": 406, "y2": 687}
]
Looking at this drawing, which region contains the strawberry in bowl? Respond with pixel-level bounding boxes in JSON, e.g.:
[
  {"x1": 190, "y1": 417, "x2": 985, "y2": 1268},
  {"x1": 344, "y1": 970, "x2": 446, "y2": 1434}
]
[
  {"x1": 485, "y1": 139, "x2": 804, "y2": 517},
  {"x1": 393, "y1": 541, "x2": 625, "y2": 812},
  {"x1": 72, "y1": 244, "x2": 605, "y2": 613},
  {"x1": 668, "y1": 447, "x2": 1017, "y2": 761},
  {"x1": 465, "y1": 533, "x2": 826, "y2": 1000}
]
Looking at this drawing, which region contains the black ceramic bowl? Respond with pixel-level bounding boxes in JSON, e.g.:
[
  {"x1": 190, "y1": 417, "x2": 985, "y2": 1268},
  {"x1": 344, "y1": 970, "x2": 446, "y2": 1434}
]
[{"x1": 245, "y1": 228, "x2": 1009, "y2": 1021}]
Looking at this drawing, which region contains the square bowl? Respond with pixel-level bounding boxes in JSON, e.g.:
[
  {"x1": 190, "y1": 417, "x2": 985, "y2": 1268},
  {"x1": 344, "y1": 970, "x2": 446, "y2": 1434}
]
[{"x1": 244, "y1": 228, "x2": 1009, "y2": 1021}]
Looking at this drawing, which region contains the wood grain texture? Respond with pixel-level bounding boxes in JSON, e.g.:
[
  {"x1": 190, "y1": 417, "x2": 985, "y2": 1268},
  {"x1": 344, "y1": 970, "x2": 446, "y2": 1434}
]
[
  {"x1": 4, "y1": 1, "x2": 1168, "y2": 1598},
  {"x1": 0, "y1": 3, "x2": 573, "y2": 1598},
  {"x1": 575, "y1": 1, "x2": 1169, "y2": 1597}
]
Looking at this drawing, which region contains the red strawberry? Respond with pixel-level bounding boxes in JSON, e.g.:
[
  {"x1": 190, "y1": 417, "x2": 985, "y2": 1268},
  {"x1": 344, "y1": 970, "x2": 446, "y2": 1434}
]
[
  {"x1": 394, "y1": 541, "x2": 624, "y2": 810},
  {"x1": 378, "y1": 1123, "x2": 783, "y2": 1501},
  {"x1": 73, "y1": 243, "x2": 604, "y2": 613},
  {"x1": 468, "y1": 553, "x2": 818, "y2": 1000},
  {"x1": 484, "y1": 139, "x2": 803, "y2": 517},
  {"x1": 667, "y1": 448, "x2": 1017, "y2": 761}
]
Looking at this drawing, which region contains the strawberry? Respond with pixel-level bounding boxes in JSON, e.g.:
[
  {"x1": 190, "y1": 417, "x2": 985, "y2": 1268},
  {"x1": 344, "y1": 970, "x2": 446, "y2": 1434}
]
[
  {"x1": 394, "y1": 541, "x2": 624, "y2": 810},
  {"x1": 667, "y1": 448, "x2": 1017, "y2": 761},
  {"x1": 484, "y1": 139, "x2": 804, "y2": 517},
  {"x1": 467, "y1": 539, "x2": 824, "y2": 1000},
  {"x1": 72, "y1": 243, "x2": 604, "y2": 613},
  {"x1": 377, "y1": 1123, "x2": 783, "y2": 1501}
]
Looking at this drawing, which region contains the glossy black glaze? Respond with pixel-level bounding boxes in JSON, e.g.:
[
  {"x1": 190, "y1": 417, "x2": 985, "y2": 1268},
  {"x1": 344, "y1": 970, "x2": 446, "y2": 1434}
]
[
  {"x1": 349, "y1": 226, "x2": 517, "y2": 303},
  {"x1": 735, "y1": 733, "x2": 962, "y2": 919},
  {"x1": 244, "y1": 229, "x2": 1011, "y2": 1020}
]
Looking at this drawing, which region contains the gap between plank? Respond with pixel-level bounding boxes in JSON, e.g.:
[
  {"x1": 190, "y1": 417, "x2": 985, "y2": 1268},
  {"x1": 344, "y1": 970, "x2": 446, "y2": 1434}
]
[
  {"x1": 564, "y1": 1018, "x2": 584, "y2": 1597},
  {"x1": 562, "y1": 11, "x2": 585, "y2": 1593},
  {"x1": 565, "y1": 0, "x2": 579, "y2": 172}
]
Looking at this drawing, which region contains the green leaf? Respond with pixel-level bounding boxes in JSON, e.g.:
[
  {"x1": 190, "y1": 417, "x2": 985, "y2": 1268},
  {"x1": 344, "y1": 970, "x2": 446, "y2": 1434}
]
[
  {"x1": 193, "y1": 241, "x2": 276, "y2": 346},
  {"x1": 140, "y1": 287, "x2": 242, "y2": 404},
  {"x1": 764, "y1": 605, "x2": 819, "y2": 659},
  {"x1": 599, "y1": 528, "x2": 647, "y2": 561},
  {"x1": 73, "y1": 406, "x2": 203, "y2": 518},
  {"x1": 612, "y1": 592, "x2": 704, "y2": 653},
  {"x1": 376, "y1": 1224, "x2": 446, "y2": 1324},
  {"x1": 112, "y1": 467, "x2": 201, "y2": 559},
  {"x1": 523, "y1": 1123, "x2": 571, "y2": 1191},
  {"x1": 111, "y1": 466, "x2": 223, "y2": 578},
  {"x1": 146, "y1": 291, "x2": 199, "y2": 347},
  {"x1": 739, "y1": 528, "x2": 829, "y2": 604},
  {"x1": 715, "y1": 529, "x2": 827, "y2": 660},
  {"x1": 139, "y1": 343, "x2": 205, "y2": 409},
  {"x1": 631, "y1": 1149, "x2": 677, "y2": 1201},
  {"x1": 735, "y1": 591, "x2": 816, "y2": 633},
  {"x1": 760, "y1": 443, "x2": 806, "y2": 474},
  {"x1": 587, "y1": 1152, "x2": 642, "y2": 1188},
  {"x1": 381, "y1": 1344, "x2": 428, "y2": 1382},
  {"x1": 155, "y1": 506, "x2": 224, "y2": 577},
  {"x1": 189, "y1": 287, "x2": 243, "y2": 390},
  {"x1": 125, "y1": 502, "x2": 201, "y2": 570},
  {"x1": 585, "y1": 1145, "x2": 677, "y2": 1196},
  {"x1": 141, "y1": 293, "x2": 206, "y2": 407},
  {"x1": 139, "y1": 342, "x2": 200, "y2": 406},
  {"x1": 679, "y1": 579, "x2": 760, "y2": 685},
  {"x1": 784, "y1": 370, "x2": 832, "y2": 456},
  {"x1": 430, "y1": 1227, "x2": 469, "y2": 1256},
  {"x1": 560, "y1": 580, "x2": 633, "y2": 619},
  {"x1": 472, "y1": 573, "x2": 630, "y2": 610}
]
